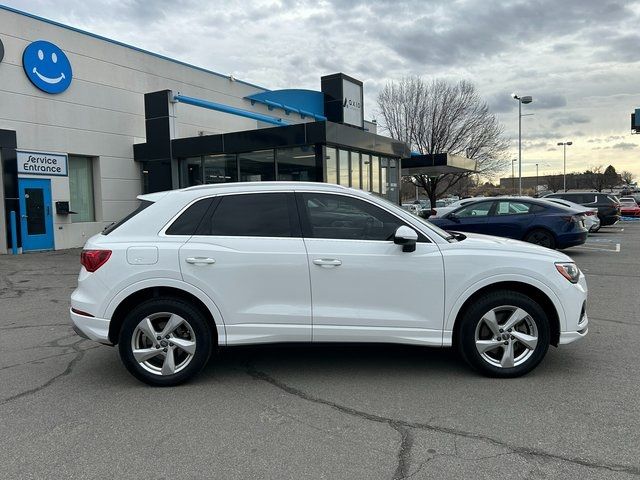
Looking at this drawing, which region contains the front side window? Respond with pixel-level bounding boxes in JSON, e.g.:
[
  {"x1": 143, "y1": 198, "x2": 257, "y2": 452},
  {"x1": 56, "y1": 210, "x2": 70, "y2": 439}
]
[
  {"x1": 299, "y1": 193, "x2": 404, "y2": 241},
  {"x1": 202, "y1": 193, "x2": 295, "y2": 237},
  {"x1": 455, "y1": 201, "x2": 494, "y2": 218},
  {"x1": 69, "y1": 155, "x2": 95, "y2": 222}
]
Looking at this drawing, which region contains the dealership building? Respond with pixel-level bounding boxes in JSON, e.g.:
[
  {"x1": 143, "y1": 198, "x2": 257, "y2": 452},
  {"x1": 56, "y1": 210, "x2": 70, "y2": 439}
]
[{"x1": 1, "y1": 5, "x2": 467, "y2": 254}]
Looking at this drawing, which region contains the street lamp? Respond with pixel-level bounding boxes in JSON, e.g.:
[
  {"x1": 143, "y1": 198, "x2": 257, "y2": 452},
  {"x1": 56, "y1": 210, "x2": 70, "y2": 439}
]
[
  {"x1": 511, "y1": 159, "x2": 517, "y2": 194},
  {"x1": 557, "y1": 141, "x2": 573, "y2": 192},
  {"x1": 512, "y1": 93, "x2": 533, "y2": 195},
  {"x1": 535, "y1": 163, "x2": 539, "y2": 194}
]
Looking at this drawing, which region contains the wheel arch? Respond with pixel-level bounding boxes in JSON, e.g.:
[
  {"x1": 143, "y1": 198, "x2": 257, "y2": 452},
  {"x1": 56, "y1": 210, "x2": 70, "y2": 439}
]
[
  {"x1": 451, "y1": 281, "x2": 561, "y2": 348},
  {"x1": 523, "y1": 225, "x2": 558, "y2": 243},
  {"x1": 106, "y1": 283, "x2": 225, "y2": 346}
]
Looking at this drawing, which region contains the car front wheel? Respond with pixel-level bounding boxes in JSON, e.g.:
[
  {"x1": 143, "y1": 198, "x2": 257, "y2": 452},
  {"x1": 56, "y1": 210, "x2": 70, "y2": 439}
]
[
  {"x1": 458, "y1": 290, "x2": 550, "y2": 378},
  {"x1": 118, "y1": 298, "x2": 213, "y2": 386}
]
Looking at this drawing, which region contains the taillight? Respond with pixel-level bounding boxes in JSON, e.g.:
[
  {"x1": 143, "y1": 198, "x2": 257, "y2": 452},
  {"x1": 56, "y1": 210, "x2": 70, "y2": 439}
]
[
  {"x1": 561, "y1": 215, "x2": 579, "y2": 223},
  {"x1": 585, "y1": 211, "x2": 596, "y2": 216},
  {"x1": 81, "y1": 250, "x2": 112, "y2": 272}
]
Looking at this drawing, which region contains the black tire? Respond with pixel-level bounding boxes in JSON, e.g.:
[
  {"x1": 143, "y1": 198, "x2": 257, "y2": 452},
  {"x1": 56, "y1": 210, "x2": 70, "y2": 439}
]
[
  {"x1": 590, "y1": 225, "x2": 600, "y2": 233},
  {"x1": 118, "y1": 297, "x2": 213, "y2": 386},
  {"x1": 523, "y1": 229, "x2": 556, "y2": 249},
  {"x1": 457, "y1": 290, "x2": 550, "y2": 378}
]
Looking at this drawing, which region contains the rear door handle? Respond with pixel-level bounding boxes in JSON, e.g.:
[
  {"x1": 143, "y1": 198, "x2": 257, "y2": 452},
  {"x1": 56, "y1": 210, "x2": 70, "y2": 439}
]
[
  {"x1": 185, "y1": 257, "x2": 216, "y2": 265},
  {"x1": 313, "y1": 258, "x2": 342, "y2": 267}
]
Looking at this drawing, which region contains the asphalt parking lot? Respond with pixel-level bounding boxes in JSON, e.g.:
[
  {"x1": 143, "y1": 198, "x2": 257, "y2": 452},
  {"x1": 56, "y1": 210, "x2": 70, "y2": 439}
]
[{"x1": 1, "y1": 225, "x2": 639, "y2": 480}]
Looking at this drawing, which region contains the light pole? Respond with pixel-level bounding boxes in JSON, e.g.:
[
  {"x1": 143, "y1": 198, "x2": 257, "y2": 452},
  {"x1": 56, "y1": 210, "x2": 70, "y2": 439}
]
[
  {"x1": 535, "y1": 163, "x2": 539, "y2": 194},
  {"x1": 511, "y1": 159, "x2": 517, "y2": 194},
  {"x1": 557, "y1": 141, "x2": 573, "y2": 192},
  {"x1": 512, "y1": 93, "x2": 533, "y2": 195}
]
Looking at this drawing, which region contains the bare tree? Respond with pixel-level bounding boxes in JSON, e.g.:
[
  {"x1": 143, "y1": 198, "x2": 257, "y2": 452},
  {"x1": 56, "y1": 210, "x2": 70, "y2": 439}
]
[
  {"x1": 545, "y1": 174, "x2": 563, "y2": 193},
  {"x1": 585, "y1": 165, "x2": 605, "y2": 192},
  {"x1": 621, "y1": 170, "x2": 635, "y2": 185},
  {"x1": 377, "y1": 77, "x2": 508, "y2": 207}
]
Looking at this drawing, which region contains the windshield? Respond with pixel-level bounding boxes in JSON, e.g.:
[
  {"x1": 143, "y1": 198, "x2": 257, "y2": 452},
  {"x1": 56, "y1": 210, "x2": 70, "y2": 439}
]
[{"x1": 368, "y1": 193, "x2": 454, "y2": 241}]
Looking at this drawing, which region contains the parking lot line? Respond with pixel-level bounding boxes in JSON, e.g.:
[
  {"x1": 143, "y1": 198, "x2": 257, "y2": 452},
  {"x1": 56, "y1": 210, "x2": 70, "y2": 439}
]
[{"x1": 573, "y1": 243, "x2": 620, "y2": 253}]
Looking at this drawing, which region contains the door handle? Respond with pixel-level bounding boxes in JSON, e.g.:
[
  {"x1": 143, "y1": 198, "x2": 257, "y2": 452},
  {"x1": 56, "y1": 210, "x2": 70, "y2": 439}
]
[
  {"x1": 313, "y1": 258, "x2": 342, "y2": 267},
  {"x1": 185, "y1": 257, "x2": 216, "y2": 265}
]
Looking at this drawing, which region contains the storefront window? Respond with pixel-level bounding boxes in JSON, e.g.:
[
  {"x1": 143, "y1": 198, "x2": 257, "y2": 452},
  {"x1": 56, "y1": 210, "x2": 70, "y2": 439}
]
[
  {"x1": 350, "y1": 152, "x2": 361, "y2": 189},
  {"x1": 204, "y1": 154, "x2": 237, "y2": 184},
  {"x1": 338, "y1": 149, "x2": 349, "y2": 186},
  {"x1": 180, "y1": 157, "x2": 203, "y2": 186},
  {"x1": 361, "y1": 154, "x2": 371, "y2": 192},
  {"x1": 371, "y1": 155, "x2": 380, "y2": 193},
  {"x1": 69, "y1": 155, "x2": 95, "y2": 222},
  {"x1": 325, "y1": 147, "x2": 338, "y2": 184},
  {"x1": 381, "y1": 157, "x2": 388, "y2": 195},
  {"x1": 276, "y1": 146, "x2": 318, "y2": 181},
  {"x1": 239, "y1": 149, "x2": 275, "y2": 182}
]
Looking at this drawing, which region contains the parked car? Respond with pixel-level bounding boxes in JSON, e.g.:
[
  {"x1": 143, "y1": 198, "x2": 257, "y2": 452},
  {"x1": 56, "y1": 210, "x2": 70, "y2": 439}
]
[
  {"x1": 541, "y1": 198, "x2": 600, "y2": 232},
  {"x1": 543, "y1": 192, "x2": 621, "y2": 226},
  {"x1": 429, "y1": 197, "x2": 588, "y2": 249},
  {"x1": 619, "y1": 197, "x2": 640, "y2": 217},
  {"x1": 71, "y1": 182, "x2": 588, "y2": 385},
  {"x1": 432, "y1": 197, "x2": 487, "y2": 218}
]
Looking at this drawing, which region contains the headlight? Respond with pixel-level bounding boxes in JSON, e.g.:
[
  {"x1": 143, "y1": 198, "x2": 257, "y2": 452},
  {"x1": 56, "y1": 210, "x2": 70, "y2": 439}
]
[{"x1": 555, "y1": 262, "x2": 580, "y2": 283}]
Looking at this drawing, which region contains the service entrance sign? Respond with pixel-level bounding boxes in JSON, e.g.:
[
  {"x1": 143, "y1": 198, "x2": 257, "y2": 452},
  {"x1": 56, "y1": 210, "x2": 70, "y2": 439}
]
[{"x1": 17, "y1": 151, "x2": 68, "y2": 176}]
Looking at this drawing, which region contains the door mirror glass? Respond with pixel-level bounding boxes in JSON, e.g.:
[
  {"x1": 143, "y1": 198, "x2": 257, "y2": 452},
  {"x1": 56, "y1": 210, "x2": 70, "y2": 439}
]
[{"x1": 394, "y1": 225, "x2": 418, "y2": 252}]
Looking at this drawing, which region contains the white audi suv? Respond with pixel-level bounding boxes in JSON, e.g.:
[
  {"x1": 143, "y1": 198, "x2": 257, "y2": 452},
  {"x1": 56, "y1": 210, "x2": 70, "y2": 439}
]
[{"x1": 70, "y1": 182, "x2": 588, "y2": 386}]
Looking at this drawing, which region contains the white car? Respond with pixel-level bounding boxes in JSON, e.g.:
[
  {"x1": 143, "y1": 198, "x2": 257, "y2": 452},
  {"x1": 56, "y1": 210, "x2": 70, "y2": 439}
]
[
  {"x1": 71, "y1": 182, "x2": 588, "y2": 386},
  {"x1": 541, "y1": 198, "x2": 601, "y2": 232},
  {"x1": 432, "y1": 197, "x2": 487, "y2": 218}
]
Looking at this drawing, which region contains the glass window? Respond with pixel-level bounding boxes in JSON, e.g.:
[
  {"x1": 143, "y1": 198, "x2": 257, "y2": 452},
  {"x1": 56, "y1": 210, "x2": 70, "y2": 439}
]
[
  {"x1": 455, "y1": 201, "x2": 494, "y2": 218},
  {"x1": 381, "y1": 158, "x2": 388, "y2": 195},
  {"x1": 276, "y1": 146, "x2": 318, "y2": 181},
  {"x1": 325, "y1": 147, "x2": 338, "y2": 184},
  {"x1": 371, "y1": 156, "x2": 380, "y2": 193},
  {"x1": 204, "y1": 154, "x2": 237, "y2": 184},
  {"x1": 361, "y1": 154, "x2": 371, "y2": 192},
  {"x1": 180, "y1": 157, "x2": 203, "y2": 187},
  {"x1": 205, "y1": 193, "x2": 293, "y2": 237},
  {"x1": 495, "y1": 201, "x2": 532, "y2": 215},
  {"x1": 338, "y1": 149, "x2": 350, "y2": 186},
  {"x1": 69, "y1": 155, "x2": 95, "y2": 222},
  {"x1": 350, "y1": 152, "x2": 361, "y2": 189},
  {"x1": 166, "y1": 198, "x2": 214, "y2": 235},
  {"x1": 239, "y1": 150, "x2": 275, "y2": 182},
  {"x1": 300, "y1": 193, "x2": 404, "y2": 241}
]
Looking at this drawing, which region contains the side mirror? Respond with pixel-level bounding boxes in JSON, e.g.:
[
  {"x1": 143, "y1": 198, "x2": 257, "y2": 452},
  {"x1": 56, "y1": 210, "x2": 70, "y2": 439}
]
[
  {"x1": 394, "y1": 225, "x2": 418, "y2": 252},
  {"x1": 447, "y1": 212, "x2": 460, "y2": 222}
]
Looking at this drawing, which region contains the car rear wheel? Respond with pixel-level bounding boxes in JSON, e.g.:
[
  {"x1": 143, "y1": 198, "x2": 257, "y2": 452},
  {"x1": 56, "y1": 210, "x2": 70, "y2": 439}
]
[
  {"x1": 118, "y1": 298, "x2": 213, "y2": 386},
  {"x1": 458, "y1": 290, "x2": 550, "y2": 378},
  {"x1": 524, "y1": 229, "x2": 556, "y2": 249}
]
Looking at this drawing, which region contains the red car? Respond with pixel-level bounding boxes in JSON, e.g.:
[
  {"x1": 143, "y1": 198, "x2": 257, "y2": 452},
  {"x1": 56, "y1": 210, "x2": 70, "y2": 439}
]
[{"x1": 620, "y1": 197, "x2": 640, "y2": 217}]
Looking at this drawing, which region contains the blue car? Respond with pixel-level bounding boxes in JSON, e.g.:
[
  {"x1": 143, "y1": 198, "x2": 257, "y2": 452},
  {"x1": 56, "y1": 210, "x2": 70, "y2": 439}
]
[{"x1": 429, "y1": 197, "x2": 588, "y2": 249}]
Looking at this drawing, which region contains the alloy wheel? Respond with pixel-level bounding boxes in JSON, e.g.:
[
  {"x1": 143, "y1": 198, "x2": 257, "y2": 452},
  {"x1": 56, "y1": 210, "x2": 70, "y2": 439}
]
[
  {"x1": 130, "y1": 312, "x2": 196, "y2": 376},
  {"x1": 474, "y1": 305, "x2": 538, "y2": 368}
]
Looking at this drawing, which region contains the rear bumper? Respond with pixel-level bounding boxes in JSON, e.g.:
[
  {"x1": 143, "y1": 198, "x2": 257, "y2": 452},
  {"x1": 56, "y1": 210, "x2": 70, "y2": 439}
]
[
  {"x1": 70, "y1": 308, "x2": 112, "y2": 345},
  {"x1": 557, "y1": 231, "x2": 588, "y2": 248}
]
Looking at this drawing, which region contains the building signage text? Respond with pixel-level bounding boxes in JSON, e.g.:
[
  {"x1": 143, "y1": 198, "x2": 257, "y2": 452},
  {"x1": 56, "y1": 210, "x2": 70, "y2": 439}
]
[
  {"x1": 17, "y1": 151, "x2": 68, "y2": 176},
  {"x1": 342, "y1": 79, "x2": 364, "y2": 128}
]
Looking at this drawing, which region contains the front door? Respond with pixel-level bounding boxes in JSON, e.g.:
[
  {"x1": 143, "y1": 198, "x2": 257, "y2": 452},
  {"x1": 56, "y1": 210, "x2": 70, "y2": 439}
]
[
  {"x1": 18, "y1": 178, "x2": 54, "y2": 251},
  {"x1": 297, "y1": 192, "x2": 445, "y2": 346}
]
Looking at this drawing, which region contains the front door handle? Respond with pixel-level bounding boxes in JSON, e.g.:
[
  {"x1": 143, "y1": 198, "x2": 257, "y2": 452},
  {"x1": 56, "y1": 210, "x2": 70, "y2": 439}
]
[
  {"x1": 185, "y1": 257, "x2": 216, "y2": 265},
  {"x1": 313, "y1": 258, "x2": 342, "y2": 267}
]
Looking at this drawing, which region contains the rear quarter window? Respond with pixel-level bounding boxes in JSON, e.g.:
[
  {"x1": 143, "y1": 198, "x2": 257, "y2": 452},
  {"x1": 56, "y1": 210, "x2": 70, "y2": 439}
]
[
  {"x1": 102, "y1": 200, "x2": 154, "y2": 235},
  {"x1": 165, "y1": 198, "x2": 214, "y2": 235}
]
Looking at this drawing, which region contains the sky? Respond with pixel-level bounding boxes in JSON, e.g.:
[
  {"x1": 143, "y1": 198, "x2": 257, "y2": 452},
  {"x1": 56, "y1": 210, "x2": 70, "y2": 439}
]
[{"x1": 5, "y1": 0, "x2": 640, "y2": 181}]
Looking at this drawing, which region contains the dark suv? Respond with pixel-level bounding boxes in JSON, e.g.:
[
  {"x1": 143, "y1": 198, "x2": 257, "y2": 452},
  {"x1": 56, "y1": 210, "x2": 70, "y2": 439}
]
[{"x1": 544, "y1": 192, "x2": 621, "y2": 226}]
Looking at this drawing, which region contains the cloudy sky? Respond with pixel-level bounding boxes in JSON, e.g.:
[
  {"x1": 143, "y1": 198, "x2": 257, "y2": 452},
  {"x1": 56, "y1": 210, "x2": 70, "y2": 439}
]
[{"x1": 6, "y1": 0, "x2": 640, "y2": 179}]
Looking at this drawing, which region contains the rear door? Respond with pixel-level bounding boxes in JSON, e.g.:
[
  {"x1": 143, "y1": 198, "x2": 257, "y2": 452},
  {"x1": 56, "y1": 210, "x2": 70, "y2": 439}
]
[
  {"x1": 486, "y1": 200, "x2": 536, "y2": 239},
  {"x1": 178, "y1": 192, "x2": 312, "y2": 344}
]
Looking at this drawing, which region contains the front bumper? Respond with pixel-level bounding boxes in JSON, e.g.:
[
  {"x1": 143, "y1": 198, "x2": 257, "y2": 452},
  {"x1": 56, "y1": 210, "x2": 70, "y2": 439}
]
[
  {"x1": 70, "y1": 308, "x2": 112, "y2": 345},
  {"x1": 559, "y1": 306, "x2": 588, "y2": 345}
]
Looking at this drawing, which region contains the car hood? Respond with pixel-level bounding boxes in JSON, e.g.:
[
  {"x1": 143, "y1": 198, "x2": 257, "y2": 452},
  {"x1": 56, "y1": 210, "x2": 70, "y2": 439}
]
[{"x1": 448, "y1": 232, "x2": 573, "y2": 261}]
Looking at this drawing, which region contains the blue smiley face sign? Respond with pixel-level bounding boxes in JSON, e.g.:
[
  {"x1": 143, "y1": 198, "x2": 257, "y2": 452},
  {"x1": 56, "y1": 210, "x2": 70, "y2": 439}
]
[{"x1": 23, "y1": 40, "x2": 72, "y2": 94}]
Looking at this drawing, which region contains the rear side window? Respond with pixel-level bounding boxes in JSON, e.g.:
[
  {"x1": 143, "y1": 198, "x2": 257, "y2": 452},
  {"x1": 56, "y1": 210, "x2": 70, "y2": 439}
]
[
  {"x1": 165, "y1": 198, "x2": 214, "y2": 235},
  {"x1": 582, "y1": 194, "x2": 597, "y2": 204},
  {"x1": 200, "y1": 193, "x2": 297, "y2": 237},
  {"x1": 102, "y1": 200, "x2": 153, "y2": 235}
]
